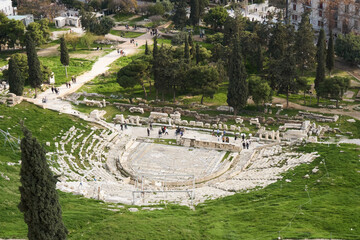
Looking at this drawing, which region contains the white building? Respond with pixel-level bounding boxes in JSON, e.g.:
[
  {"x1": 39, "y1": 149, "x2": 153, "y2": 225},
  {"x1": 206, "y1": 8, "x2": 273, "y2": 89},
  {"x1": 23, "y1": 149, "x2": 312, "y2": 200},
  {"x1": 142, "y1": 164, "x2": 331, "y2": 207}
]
[
  {"x1": 289, "y1": 0, "x2": 360, "y2": 34},
  {"x1": 0, "y1": 0, "x2": 13, "y2": 16},
  {"x1": 7, "y1": 15, "x2": 34, "y2": 26},
  {"x1": 54, "y1": 10, "x2": 81, "y2": 28}
]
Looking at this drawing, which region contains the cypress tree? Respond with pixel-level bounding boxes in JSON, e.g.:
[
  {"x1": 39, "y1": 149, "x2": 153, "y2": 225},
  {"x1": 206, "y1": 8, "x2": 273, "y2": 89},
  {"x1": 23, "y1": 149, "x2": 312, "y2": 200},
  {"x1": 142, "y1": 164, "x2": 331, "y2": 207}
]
[
  {"x1": 184, "y1": 34, "x2": 190, "y2": 63},
  {"x1": 18, "y1": 126, "x2": 68, "y2": 240},
  {"x1": 8, "y1": 58, "x2": 24, "y2": 96},
  {"x1": 26, "y1": 34, "x2": 42, "y2": 98},
  {"x1": 173, "y1": 0, "x2": 187, "y2": 29},
  {"x1": 326, "y1": 30, "x2": 335, "y2": 76},
  {"x1": 145, "y1": 40, "x2": 149, "y2": 55},
  {"x1": 295, "y1": 11, "x2": 316, "y2": 75},
  {"x1": 315, "y1": 28, "x2": 326, "y2": 104},
  {"x1": 190, "y1": 0, "x2": 199, "y2": 26},
  {"x1": 60, "y1": 37, "x2": 69, "y2": 78},
  {"x1": 227, "y1": 36, "x2": 248, "y2": 115},
  {"x1": 195, "y1": 43, "x2": 200, "y2": 65},
  {"x1": 188, "y1": 33, "x2": 194, "y2": 56},
  {"x1": 152, "y1": 36, "x2": 159, "y2": 99}
]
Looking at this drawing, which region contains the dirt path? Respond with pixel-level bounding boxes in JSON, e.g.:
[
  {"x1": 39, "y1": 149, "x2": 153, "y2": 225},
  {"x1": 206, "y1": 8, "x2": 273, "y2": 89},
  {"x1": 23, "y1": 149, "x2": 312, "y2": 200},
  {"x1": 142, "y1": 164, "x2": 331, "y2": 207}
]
[
  {"x1": 37, "y1": 44, "x2": 60, "y2": 57},
  {"x1": 273, "y1": 97, "x2": 360, "y2": 120}
]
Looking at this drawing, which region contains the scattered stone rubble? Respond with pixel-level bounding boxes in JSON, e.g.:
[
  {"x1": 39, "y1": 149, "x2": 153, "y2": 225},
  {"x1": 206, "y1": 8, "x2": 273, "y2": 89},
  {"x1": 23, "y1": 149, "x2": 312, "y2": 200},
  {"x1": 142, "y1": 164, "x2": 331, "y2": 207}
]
[{"x1": 298, "y1": 111, "x2": 339, "y2": 122}]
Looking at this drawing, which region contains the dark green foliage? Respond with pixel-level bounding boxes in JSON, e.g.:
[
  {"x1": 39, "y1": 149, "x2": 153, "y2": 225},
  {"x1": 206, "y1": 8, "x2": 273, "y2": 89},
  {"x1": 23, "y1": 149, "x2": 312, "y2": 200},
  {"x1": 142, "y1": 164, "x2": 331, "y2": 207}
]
[
  {"x1": 173, "y1": 0, "x2": 187, "y2": 29},
  {"x1": 6, "y1": 18, "x2": 25, "y2": 49},
  {"x1": 60, "y1": 37, "x2": 69, "y2": 66},
  {"x1": 145, "y1": 40, "x2": 149, "y2": 55},
  {"x1": 25, "y1": 20, "x2": 50, "y2": 46},
  {"x1": 248, "y1": 76, "x2": 271, "y2": 106},
  {"x1": 203, "y1": 6, "x2": 228, "y2": 30},
  {"x1": 195, "y1": 43, "x2": 200, "y2": 64},
  {"x1": 205, "y1": 32, "x2": 224, "y2": 45},
  {"x1": 26, "y1": 35, "x2": 42, "y2": 97},
  {"x1": 188, "y1": 33, "x2": 194, "y2": 55},
  {"x1": 117, "y1": 57, "x2": 150, "y2": 99},
  {"x1": 190, "y1": 0, "x2": 199, "y2": 26},
  {"x1": 326, "y1": 30, "x2": 335, "y2": 75},
  {"x1": 184, "y1": 34, "x2": 190, "y2": 63},
  {"x1": 186, "y1": 65, "x2": 221, "y2": 104},
  {"x1": 227, "y1": 36, "x2": 248, "y2": 115},
  {"x1": 268, "y1": 21, "x2": 288, "y2": 59},
  {"x1": 223, "y1": 16, "x2": 245, "y2": 46},
  {"x1": 8, "y1": 58, "x2": 24, "y2": 96},
  {"x1": 198, "y1": 0, "x2": 209, "y2": 17},
  {"x1": 315, "y1": 29, "x2": 326, "y2": 102},
  {"x1": 318, "y1": 76, "x2": 350, "y2": 108},
  {"x1": 335, "y1": 33, "x2": 360, "y2": 64},
  {"x1": 18, "y1": 126, "x2": 68, "y2": 240},
  {"x1": 3, "y1": 53, "x2": 51, "y2": 86},
  {"x1": 80, "y1": 12, "x2": 115, "y2": 35},
  {"x1": 275, "y1": 47, "x2": 298, "y2": 107},
  {"x1": 152, "y1": 36, "x2": 160, "y2": 99},
  {"x1": 295, "y1": 11, "x2": 316, "y2": 74},
  {"x1": 148, "y1": 3, "x2": 165, "y2": 16}
]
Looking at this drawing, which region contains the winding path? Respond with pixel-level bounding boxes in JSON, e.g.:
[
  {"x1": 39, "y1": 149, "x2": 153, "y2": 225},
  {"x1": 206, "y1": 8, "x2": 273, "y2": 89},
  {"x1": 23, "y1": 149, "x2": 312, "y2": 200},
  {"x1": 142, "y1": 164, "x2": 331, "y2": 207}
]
[{"x1": 26, "y1": 31, "x2": 154, "y2": 114}]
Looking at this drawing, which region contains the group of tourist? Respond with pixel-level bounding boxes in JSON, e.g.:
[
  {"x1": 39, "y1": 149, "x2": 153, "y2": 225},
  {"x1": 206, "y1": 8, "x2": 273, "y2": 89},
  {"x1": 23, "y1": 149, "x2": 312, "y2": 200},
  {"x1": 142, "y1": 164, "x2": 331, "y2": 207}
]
[
  {"x1": 158, "y1": 126, "x2": 169, "y2": 137},
  {"x1": 117, "y1": 49, "x2": 126, "y2": 56},
  {"x1": 51, "y1": 86, "x2": 60, "y2": 95},
  {"x1": 175, "y1": 126, "x2": 185, "y2": 137},
  {"x1": 129, "y1": 39, "x2": 138, "y2": 47},
  {"x1": 213, "y1": 128, "x2": 252, "y2": 149},
  {"x1": 115, "y1": 122, "x2": 128, "y2": 131},
  {"x1": 149, "y1": 28, "x2": 159, "y2": 36}
]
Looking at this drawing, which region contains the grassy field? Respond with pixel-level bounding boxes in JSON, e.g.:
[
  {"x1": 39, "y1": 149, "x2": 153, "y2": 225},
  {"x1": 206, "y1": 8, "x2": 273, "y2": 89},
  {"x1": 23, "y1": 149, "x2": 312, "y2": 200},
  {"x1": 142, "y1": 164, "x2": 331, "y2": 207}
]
[
  {"x1": 39, "y1": 56, "x2": 94, "y2": 86},
  {"x1": 110, "y1": 30, "x2": 145, "y2": 39},
  {"x1": 0, "y1": 103, "x2": 359, "y2": 239}
]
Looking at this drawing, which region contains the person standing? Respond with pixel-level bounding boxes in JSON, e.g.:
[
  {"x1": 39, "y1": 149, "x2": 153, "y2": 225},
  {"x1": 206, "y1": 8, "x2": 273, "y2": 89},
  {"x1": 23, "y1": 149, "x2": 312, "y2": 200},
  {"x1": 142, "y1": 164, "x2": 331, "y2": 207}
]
[{"x1": 147, "y1": 128, "x2": 150, "y2": 137}]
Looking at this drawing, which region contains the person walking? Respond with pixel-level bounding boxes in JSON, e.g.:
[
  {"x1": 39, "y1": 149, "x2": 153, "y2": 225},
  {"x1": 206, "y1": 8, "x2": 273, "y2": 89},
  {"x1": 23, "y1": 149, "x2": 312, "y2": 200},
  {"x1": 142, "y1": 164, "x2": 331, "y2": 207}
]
[{"x1": 147, "y1": 128, "x2": 150, "y2": 137}]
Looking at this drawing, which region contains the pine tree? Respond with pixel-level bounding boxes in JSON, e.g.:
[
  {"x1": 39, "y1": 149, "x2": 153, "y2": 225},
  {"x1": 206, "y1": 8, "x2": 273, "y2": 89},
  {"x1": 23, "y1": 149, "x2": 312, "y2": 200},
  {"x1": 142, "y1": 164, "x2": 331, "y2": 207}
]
[
  {"x1": 152, "y1": 36, "x2": 159, "y2": 99},
  {"x1": 190, "y1": 0, "x2": 199, "y2": 26},
  {"x1": 227, "y1": 36, "x2": 248, "y2": 115},
  {"x1": 26, "y1": 34, "x2": 42, "y2": 98},
  {"x1": 184, "y1": 34, "x2": 190, "y2": 63},
  {"x1": 18, "y1": 126, "x2": 68, "y2": 240},
  {"x1": 145, "y1": 40, "x2": 149, "y2": 55},
  {"x1": 196, "y1": 43, "x2": 200, "y2": 64},
  {"x1": 315, "y1": 28, "x2": 326, "y2": 104},
  {"x1": 60, "y1": 37, "x2": 69, "y2": 78},
  {"x1": 173, "y1": 0, "x2": 187, "y2": 29},
  {"x1": 326, "y1": 30, "x2": 335, "y2": 76},
  {"x1": 295, "y1": 11, "x2": 316, "y2": 75},
  {"x1": 8, "y1": 58, "x2": 24, "y2": 96}
]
